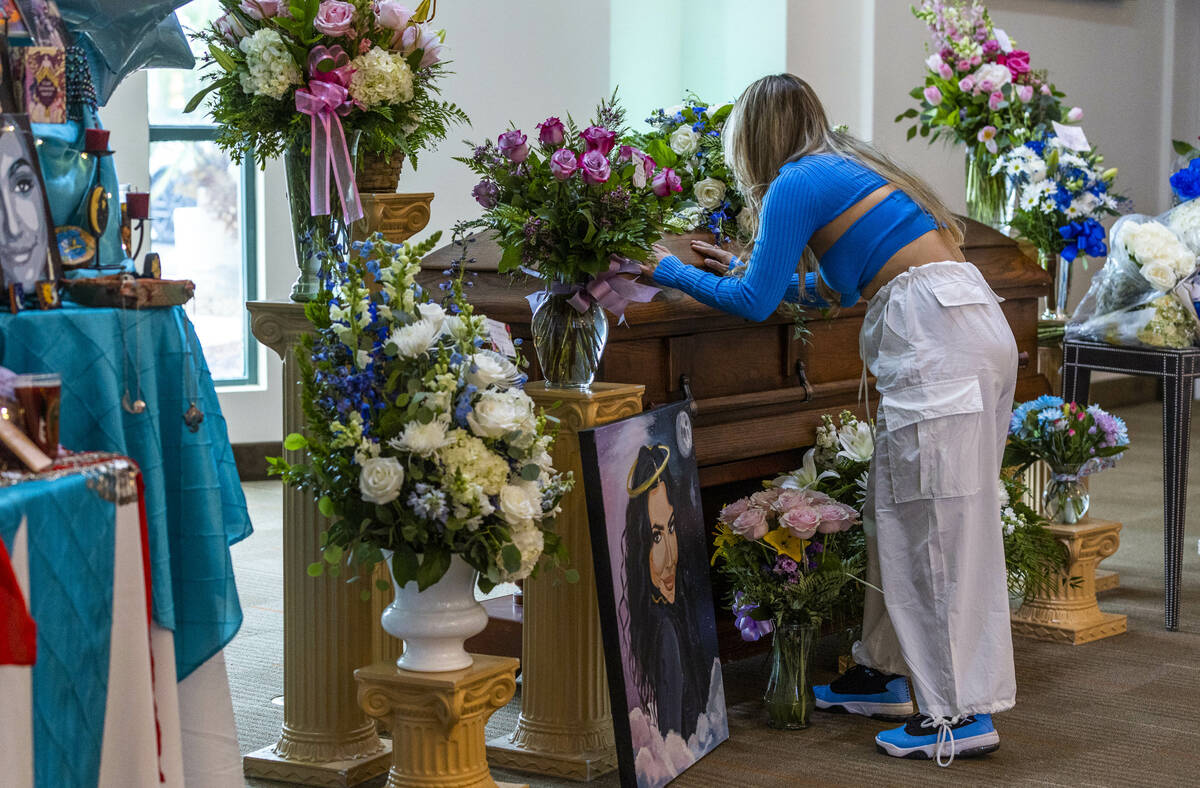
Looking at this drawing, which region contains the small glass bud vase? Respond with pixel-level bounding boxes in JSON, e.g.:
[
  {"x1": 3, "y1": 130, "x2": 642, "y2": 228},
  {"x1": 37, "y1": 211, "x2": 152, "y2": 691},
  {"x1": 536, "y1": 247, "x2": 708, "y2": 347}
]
[
  {"x1": 1043, "y1": 464, "x2": 1090, "y2": 524},
  {"x1": 763, "y1": 621, "x2": 817, "y2": 730}
]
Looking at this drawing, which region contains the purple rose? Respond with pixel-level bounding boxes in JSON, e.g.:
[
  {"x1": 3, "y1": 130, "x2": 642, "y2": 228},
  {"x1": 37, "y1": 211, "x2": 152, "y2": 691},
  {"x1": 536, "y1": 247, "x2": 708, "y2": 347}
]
[
  {"x1": 314, "y1": 0, "x2": 355, "y2": 36},
  {"x1": 652, "y1": 167, "x2": 682, "y2": 197},
  {"x1": 537, "y1": 117, "x2": 566, "y2": 147},
  {"x1": 472, "y1": 180, "x2": 499, "y2": 209},
  {"x1": 239, "y1": 0, "x2": 284, "y2": 19},
  {"x1": 549, "y1": 148, "x2": 578, "y2": 180},
  {"x1": 580, "y1": 125, "x2": 617, "y2": 155},
  {"x1": 579, "y1": 149, "x2": 611, "y2": 184},
  {"x1": 497, "y1": 130, "x2": 529, "y2": 163}
]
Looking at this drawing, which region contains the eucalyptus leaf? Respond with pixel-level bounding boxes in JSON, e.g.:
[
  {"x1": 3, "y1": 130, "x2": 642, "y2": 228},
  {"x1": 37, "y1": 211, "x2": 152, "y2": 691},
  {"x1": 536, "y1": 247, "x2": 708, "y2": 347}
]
[{"x1": 520, "y1": 463, "x2": 541, "y2": 481}]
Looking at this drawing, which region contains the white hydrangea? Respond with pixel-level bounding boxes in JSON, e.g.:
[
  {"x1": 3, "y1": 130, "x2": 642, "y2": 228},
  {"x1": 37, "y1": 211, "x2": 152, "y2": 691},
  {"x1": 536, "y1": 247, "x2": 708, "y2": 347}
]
[
  {"x1": 238, "y1": 29, "x2": 302, "y2": 99},
  {"x1": 497, "y1": 523, "x2": 545, "y2": 582},
  {"x1": 439, "y1": 429, "x2": 510, "y2": 496},
  {"x1": 349, "y1": 47, "x2": 415, "y2": 108}
]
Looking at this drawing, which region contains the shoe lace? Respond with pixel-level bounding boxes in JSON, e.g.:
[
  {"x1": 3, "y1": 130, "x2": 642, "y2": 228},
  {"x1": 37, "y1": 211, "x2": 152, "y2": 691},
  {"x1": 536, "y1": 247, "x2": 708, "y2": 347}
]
[{"x1": 920, "y1": 715, "x2": 964, "y2": 768}]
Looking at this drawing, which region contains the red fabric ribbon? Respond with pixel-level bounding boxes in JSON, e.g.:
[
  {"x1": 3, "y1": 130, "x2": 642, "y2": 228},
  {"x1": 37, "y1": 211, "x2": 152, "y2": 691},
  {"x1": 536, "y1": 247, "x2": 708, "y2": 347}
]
[
  {"x1": 526, "y1": 255, "x2": 660, "y2": 324},
  {"x1": 295, "y1": 78, "x2": 363, "y2": 223}
]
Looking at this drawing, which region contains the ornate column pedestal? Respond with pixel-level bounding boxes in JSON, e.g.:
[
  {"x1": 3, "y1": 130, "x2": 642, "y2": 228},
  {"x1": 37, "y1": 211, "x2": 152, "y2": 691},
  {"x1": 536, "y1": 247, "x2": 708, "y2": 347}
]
[
  {"x1": 1010, "y1": 517, "x2": 1127, "y2": 645},
  {"x1": 352, "y1": 193, "x2": 435, "y2": 244},
  {"x1": 486, "y1": 383, "x2": 644, "y2": 781},
  {"x1": 246, "y1": 301, "x2": 391, "y2": 786},
  {"x1": 356, "y1": 656, "x2": 524, "y2": 788}
]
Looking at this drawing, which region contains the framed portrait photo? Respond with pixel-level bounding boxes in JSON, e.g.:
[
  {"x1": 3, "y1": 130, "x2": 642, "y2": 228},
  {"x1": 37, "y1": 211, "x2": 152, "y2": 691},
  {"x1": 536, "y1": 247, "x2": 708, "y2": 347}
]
[
  {"x1": 579, "y1": 400, "x2": 729, "y2": 788},
  {"x1": 0, "y1": 114, "x2": 62, "y2": 292}
]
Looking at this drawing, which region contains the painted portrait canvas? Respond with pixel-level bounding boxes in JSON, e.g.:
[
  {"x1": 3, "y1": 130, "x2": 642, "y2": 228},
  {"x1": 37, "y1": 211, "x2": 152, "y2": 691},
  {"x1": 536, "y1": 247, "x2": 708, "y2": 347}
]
[
  {"x1": 0, "y1": 114, "x2": 61, "y2": 292},
  {"x1": 579, "y1": 400, "x2": 728, "y2": 788}
]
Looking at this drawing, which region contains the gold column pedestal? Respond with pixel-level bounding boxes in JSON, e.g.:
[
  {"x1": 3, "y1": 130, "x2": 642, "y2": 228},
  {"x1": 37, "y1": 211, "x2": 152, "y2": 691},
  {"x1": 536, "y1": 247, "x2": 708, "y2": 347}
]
[
  {"x1": 486, "y1": 383, "x2": 644, "y2": 781},
  {"x1": 246, "y1": 302, "x2": 391, "y2": 786},
  {"x1": 356, "y1": 656, "x2": 524, "y2": 788},
  {"x1": 1011, "y1": 517, "x2": 1128, "y2": 645},
  {"x1": 352, "y1": 192, "x2": 435, "y2": 245}
]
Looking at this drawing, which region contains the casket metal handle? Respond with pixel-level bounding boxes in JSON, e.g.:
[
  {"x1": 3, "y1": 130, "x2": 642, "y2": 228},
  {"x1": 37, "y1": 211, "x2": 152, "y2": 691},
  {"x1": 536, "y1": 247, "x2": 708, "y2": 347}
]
[{"x1": 794, "y1": 360, "x2": 813, "y2": 402}]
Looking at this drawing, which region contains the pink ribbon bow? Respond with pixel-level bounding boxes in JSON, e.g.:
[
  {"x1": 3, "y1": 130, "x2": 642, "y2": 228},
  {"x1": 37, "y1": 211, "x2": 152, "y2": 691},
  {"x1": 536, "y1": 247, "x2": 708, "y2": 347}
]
[
  {"x1": 526, "y1": 255, "x2": 660, "y2": 324},
  {"x1": 295, "y1": 48, "x2": 362, "y2": 223}
]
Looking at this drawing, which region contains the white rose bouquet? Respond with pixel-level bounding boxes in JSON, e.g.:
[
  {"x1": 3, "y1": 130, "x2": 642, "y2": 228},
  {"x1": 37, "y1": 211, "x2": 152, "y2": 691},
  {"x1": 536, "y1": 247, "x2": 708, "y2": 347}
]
[
  {"x1": 1068, "y1": 213, "x2": 1200, "y2": 349},
  {"x1": 626, "y1": 96, "x2": 750, "y2": 243},
  {"x1": 270, "y1": 232, "x2": 575, "y2": 593},
  {"x1": 189, "y1": 0, "x2": 467, "y2": 169}
]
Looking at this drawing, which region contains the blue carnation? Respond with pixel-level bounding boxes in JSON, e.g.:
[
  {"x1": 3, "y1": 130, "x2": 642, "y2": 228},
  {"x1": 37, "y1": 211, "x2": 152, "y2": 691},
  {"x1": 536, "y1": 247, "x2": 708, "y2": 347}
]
[{"x1": 1170, "y1": 158, "x2": 1200, "y2": 200}]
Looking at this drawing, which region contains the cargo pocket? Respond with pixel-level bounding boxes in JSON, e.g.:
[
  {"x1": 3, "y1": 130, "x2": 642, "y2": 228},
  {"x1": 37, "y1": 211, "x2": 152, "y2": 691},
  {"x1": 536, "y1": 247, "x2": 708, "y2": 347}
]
[
  {"x1": 930, "y1": 278, "x2": 1004, "y2": 307},
  {"x1": 880, "y1": 376, "x2": 985, "y2": 503}
]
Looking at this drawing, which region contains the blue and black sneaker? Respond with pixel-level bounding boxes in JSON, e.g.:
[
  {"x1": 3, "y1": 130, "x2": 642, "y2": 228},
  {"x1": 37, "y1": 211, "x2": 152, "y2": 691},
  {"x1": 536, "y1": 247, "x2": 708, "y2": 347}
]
[
  {"x1": 813, "y1": 665, "x2": 914, "y2": 720},
  {"x1": 875, "y1": 713, "x2": 1000, "y2": 767}
]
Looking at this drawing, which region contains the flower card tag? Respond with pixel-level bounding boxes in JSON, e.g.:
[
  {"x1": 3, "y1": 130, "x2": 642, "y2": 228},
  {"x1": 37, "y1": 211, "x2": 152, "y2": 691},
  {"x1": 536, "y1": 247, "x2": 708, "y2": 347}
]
[
  {"x1": 1052, "y1": 122, "x2": 1090, "y2": 152},
  {"x1": 485, "y1": 318, "x2": 516, "y2": 358}
]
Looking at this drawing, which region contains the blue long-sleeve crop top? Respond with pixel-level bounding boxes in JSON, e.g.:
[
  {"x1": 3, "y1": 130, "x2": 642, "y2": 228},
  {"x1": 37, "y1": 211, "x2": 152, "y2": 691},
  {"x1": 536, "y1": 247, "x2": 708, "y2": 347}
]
[{"x1": 652, "y1": 153, "x2": 938, "y2": 321}]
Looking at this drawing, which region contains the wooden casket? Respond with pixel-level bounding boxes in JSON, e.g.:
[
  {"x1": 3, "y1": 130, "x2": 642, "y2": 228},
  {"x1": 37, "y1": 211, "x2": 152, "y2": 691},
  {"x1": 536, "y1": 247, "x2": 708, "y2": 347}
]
[{"x1": 423, "y1": 218, "x2": 1050, "y2": 659}]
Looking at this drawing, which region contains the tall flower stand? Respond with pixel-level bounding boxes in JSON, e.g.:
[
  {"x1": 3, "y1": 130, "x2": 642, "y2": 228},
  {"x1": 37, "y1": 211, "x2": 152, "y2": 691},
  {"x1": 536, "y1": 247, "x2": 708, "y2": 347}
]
[
  {"x1": 355, "y1": 656, "x2": 527, "y2": 788},
  {"x1": 485, "y1": 383, "x2": 645, "y2": 781},
  {"x1": 351, "y1": 193, "x2": 436, "y2": 245},
  {"x1": 1010, "y1": 517, "x2": 1128, "y2": 645},
  {"x1": 245, "y1": 302, "x2": 391, "y2": 786}
]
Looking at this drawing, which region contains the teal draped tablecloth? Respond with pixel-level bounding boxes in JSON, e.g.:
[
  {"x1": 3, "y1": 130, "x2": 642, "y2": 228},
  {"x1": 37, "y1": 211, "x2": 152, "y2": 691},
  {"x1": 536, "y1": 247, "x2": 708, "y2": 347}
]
[{"x1": 0, "y1": 304, "x2": 252, "y2": 678}]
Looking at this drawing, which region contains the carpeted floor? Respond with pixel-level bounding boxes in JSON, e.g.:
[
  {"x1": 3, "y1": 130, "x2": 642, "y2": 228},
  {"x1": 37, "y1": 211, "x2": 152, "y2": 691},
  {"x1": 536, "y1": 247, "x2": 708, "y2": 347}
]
[{"x1": 228, "y1": 399, "x2": 1200, "y2": 787}]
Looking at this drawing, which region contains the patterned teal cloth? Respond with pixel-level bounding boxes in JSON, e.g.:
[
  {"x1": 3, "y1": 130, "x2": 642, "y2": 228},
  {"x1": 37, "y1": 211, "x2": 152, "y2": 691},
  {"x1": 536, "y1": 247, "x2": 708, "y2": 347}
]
[
  {"x1": 0, "y1": 304, "x2": 252, "y2": 679},
  {"x1": 0, "y1": 472, "x2": 116, "y2": 788}
]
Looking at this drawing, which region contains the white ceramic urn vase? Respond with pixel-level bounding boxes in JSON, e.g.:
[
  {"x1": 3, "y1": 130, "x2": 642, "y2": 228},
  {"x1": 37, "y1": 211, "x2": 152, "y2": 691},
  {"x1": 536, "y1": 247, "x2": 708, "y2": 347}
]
[{"x1": 380, "y1": 552, "x2": 488, "y2": 672}]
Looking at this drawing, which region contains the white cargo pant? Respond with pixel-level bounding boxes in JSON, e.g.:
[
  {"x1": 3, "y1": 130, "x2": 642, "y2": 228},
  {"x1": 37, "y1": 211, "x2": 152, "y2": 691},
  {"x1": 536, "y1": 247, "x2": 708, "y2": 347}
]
[{"x1": 851, "y1": 261, "x2": 1017, "y2": 719}]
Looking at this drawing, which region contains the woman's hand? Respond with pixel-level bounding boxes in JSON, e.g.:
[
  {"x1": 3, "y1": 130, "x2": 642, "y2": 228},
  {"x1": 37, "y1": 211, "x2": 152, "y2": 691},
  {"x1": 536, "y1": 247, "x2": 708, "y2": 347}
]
[
  {"x1": 637, "y1": 243, "x2": 677, "y2": 278},
  {"x1": 689, "y1": 240, "x2": 736, "y2": 275}
]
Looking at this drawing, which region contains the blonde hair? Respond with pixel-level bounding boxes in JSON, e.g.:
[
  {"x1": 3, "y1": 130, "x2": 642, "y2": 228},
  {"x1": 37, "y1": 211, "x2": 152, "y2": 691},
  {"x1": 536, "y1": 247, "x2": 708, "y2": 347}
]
[{"x1": 725, "y1": 73, "x2": 963, "y2": 259}]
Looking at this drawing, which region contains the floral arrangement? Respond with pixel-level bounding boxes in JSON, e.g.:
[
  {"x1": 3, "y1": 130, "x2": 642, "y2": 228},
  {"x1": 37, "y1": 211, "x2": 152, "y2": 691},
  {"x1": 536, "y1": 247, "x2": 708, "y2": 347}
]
[
  {"x1": 898, "y1": 0, "x2": 1070, "y2": 159},
  {"x1": 624, "y1": 97, "x2": 749, "y2": 243},
  {"x1": 1171, "y1": 138, "x2": 1200, "y2": 202},
  {"x1": 998, "y1": 472, "x2": 1071, "y2": 600},
  {"x1": 458, "y1": 93, "x2": 677, "y2": 285},
  {"x1": 715, "y1": 411, "x2": 871, "y2": 636},
  {"x1": 269, "y1": 232, "x2": 574, "y2": 593},
  {"x1": 189, "y1": 0, "x2": 467, "y2": 169},
  {"x1": 1115, "y1": 218, "x2": 1197, "y2": 293},
  {"x1": 1005, "y1": 396, "x2": 1128, "y2": 474},
  {"x1": 993, "y1": 134, "x2": 1120, "y2": 261}
]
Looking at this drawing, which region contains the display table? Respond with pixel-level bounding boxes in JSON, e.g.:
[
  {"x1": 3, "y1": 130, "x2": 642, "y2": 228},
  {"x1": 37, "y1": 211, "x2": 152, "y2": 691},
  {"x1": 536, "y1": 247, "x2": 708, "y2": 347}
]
[
  {"x1": 1061, "y1": 340, "x2": 1200, "y2": 631},
  {"x1": 0, "y1": 454, "x2": 241, "y2": 788},
  {"x1": 0, "y1": 304, "x2": 252, "y2": 677}
]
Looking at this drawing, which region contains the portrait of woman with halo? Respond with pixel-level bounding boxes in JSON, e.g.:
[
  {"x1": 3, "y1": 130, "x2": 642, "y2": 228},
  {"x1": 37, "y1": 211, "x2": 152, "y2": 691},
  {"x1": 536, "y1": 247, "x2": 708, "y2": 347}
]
[{"x1": 0, "y1": 113, "x2": 61, "y2": 294}]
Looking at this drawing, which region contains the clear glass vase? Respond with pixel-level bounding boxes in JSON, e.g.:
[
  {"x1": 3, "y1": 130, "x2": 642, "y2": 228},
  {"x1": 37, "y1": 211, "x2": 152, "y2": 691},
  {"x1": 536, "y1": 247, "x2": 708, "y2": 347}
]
[
  {"x1": 531, "y1": 291, "x2": 609, "y2": 390},
  {"x1": 965, "y1": 150, "x2": 1015, "y2": 235},
  {"x1": 1043, "y1": 465, "x2": 1090, "y2": 523},
  {"x1": 284, "y1": 131, "x2": 361, "y2": 302},
  {"x1": 1037, "y1": 248, "x2": 1072, "y2": 322},
  {"x1": 763, "y1": 622, "x2": 816, "y2": 730}
]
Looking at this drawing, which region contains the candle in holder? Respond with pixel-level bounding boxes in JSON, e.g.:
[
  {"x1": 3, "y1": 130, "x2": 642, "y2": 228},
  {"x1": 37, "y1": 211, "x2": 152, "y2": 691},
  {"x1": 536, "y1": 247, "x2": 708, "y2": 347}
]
[
  {"x1": 126, "y1": 191, "x2": 150, "y2": 220},
  {"x1": 84, "y1": 128, "x2": 110, "y2": 153}
]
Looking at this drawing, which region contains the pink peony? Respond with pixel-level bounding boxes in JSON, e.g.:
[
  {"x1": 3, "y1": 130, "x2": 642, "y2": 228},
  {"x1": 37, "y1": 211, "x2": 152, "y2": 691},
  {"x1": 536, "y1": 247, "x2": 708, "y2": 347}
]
[
  {"x1": 537, "y1": 117, "x2": 566, "y2": 147},
  {"x1": 924, "y1": 85, "x2": 943, "y2": 106},
  {"x1": 580, "y1": 125, "x2": 617, "y2": 155},
  {"x1": 580, "y1": 149, "x2": 611, "y2": 184},
  {"x1": 721, "y1": 498, "x2": 750, "y2": 523},
  {"x1": 497, "y1": 130, "x2": 529, "y2": 163},
  {"x1": 239, "y1": 0, "x2": 284, "y2": 19},
  {"x1": 652, "y1": 167, "x2": 682, "y2": 197},
  {"x1": 548, "y1": 148, "x2": 578, "y2": 180},
  {"x1": 1015, "y1": 84, "x2": 1034, "y2": 103},
  {"x1": 816, "y1": 503, "x2": 855, "y2": 533},
  {"x1": 1002, "y1": 49, "x2": 1031, "y2": 77},
  {"x1": 314, "y1": 0, "x2": 356, "y2": 37},
  {"x1": 988, "y1": 91, "x2": 1003, "y2": 110},
  {"x1": 779, "y1": 506, "x2": 820, "y2": 539},
  {"x1": 731, "y1": 508, "x2": 769, "y2": 540}
]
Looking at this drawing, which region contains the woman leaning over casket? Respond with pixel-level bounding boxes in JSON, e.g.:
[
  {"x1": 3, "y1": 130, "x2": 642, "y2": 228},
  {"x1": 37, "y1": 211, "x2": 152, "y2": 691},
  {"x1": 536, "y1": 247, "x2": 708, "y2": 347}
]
[{"x1": 642, "y1": 73, "x2": 1019, "y2": 768}]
